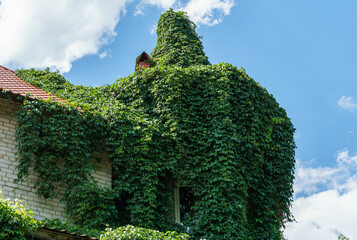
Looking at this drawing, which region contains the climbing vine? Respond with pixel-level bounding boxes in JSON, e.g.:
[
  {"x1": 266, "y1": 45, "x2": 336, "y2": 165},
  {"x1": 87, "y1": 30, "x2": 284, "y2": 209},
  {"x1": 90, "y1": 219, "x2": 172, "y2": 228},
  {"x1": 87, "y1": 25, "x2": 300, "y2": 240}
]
[
  {"x1": 14, "y1": 9, "x2": 295, "y2": 240},
  {"x1": 151, "y1": 9, "x2": 210, "y2": 67}
]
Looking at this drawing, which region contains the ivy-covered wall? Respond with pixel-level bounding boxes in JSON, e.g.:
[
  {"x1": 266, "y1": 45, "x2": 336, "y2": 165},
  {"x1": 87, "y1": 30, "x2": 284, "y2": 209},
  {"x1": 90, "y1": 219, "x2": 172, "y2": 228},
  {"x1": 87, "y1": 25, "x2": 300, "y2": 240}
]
[
  {"x1": 0, "y1": 98, "x2": 69, "y2": 221},
  {"x1": 13, "y1": 9, "x2": 295, "y2": 240},
  {"x1": 0, "y1": 97, "x2": 113, "y2": 223}
]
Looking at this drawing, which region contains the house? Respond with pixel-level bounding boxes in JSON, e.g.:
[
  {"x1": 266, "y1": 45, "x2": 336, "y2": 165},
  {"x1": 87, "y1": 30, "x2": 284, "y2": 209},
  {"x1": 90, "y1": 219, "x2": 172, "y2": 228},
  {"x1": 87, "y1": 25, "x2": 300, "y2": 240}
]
[
  {"x1": 0, "y1": 65, "x2": 111, "y2": 239},
  {"x1": 0, "y1": 11, "x2": 296, "y2": 237},
  {"x1": 0, "y1": 9, "x2": 297, "y2": 240}
]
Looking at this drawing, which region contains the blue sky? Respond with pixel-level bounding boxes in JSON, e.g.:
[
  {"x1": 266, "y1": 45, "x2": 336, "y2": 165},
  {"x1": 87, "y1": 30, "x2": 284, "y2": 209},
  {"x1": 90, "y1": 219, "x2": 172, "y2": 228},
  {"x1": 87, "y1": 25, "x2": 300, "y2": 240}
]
[{"x1": 1, "y1": 0, "x2": 357, "y2": 239}]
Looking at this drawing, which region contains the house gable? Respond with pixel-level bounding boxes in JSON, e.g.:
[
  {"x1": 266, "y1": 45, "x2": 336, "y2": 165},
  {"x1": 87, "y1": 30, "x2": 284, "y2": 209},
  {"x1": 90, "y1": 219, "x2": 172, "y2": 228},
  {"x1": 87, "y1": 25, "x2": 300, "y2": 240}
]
[
  {"x1": 0, "y1": 65, "x2": 66, "y2": 103},
  {"x1": 0, "y1": 65, "x2": 112, "y2": 222}
]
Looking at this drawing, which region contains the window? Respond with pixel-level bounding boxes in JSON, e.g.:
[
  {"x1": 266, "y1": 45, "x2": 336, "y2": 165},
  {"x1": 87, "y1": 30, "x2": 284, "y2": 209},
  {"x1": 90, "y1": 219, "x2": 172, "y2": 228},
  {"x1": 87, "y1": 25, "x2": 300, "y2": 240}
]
[{"x1": 174, "y1": 184, "x2": 194, "y2": 223}]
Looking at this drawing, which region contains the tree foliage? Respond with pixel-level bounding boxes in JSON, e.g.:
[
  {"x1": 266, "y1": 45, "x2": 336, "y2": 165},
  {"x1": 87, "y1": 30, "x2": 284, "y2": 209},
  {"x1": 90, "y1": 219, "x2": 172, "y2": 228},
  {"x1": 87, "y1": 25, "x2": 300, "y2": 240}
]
[{"x1": 14, "y1": 9, "x2": 295, "y2": 240}]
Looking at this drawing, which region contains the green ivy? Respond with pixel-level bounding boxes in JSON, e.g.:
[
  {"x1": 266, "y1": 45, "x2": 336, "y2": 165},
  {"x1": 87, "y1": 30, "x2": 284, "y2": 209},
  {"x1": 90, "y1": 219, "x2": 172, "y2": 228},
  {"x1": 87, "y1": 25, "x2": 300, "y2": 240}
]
[
  {"x1": 0, "y1": 197, "x2": 184, "y2": 240},
  {"x1": 338, "y1": 233, "x2": 350, "y2": 240},
  {"x1": 14, "y1": 9, "x2": 295, "y2": 240},
  {"x1": 151, "y1": 9, "x2": 210, "y2": 67},
  {"x1": 0, "y1": 190, "x2": 38, "y2": 240},
  {"x1": 41, "y1": 218, "x2": 102, "y2": 238},
  {"x1": 100, "y1": 225, "x2": 189, "y2": 240}
]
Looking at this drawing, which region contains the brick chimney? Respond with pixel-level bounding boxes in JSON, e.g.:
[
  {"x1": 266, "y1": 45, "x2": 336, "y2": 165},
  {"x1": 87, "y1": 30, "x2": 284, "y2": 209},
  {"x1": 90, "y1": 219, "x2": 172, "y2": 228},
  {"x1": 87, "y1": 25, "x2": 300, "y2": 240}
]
[{"x1": 135, "y1": 51, "x2": 152, "y2": 71}]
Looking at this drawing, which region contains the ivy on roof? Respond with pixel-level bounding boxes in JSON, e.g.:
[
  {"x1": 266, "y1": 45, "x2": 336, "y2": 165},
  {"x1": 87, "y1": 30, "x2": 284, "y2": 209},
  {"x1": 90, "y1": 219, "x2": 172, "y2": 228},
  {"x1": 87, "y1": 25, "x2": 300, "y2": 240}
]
[{"x1": 14, "y1": 9, "x2": 295, "y2": 240}]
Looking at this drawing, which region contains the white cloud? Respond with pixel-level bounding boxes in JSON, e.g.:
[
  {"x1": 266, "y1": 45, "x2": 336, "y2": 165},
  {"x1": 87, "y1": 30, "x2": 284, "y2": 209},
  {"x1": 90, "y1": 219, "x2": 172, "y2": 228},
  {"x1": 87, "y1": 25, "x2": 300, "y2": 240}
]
[
  {"x1": 285, "y1": 149, "x2": 357, "y2": 240},
  {"x1": 134, "y1": 0, "x2": 176, "y2": 16},
  {"x1": 338, "y1": 96, "x2": 357, "y2": 111},
  {"x1": 0, "y1": 0, "x2": 235, "y2": 73},
  {"x1": 181, "y1": 0, "x2": 235, "y2": 26},
  {"x1": 134, "y1": 0, "x2": 235, "y2": 26},
  {"x1": 0, "y1": 0, "x2": 130, "y2": 72},
  {"x1": 294, "y1": 149, "x2": 357, "y2": 196},
  {"x1": 150, "y1": 25, "x2": 157, "y2": 35},
  {"x1": 99, "y1": 50, "x2": 110, "y2": 60},
  {"x1": 294, "y1": 132, "x2": 301, "y2": 139},
  {"x1": 337, "y1": 149, "x2": 357, "y2": 166},
  {"x1": 293, "y1": 160, "x2": 341, "y2": 196},
  {"x1": 286, "y1": 184, "x2": 357, "y2": 240}
]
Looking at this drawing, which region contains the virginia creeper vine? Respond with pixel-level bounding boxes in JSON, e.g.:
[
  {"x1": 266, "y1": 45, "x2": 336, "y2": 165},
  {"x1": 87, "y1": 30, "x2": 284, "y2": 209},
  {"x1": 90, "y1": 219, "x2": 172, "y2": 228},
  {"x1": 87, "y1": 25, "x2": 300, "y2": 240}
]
[{"x1": 14, "y1": 9, "x2": 295, "y2": 239}]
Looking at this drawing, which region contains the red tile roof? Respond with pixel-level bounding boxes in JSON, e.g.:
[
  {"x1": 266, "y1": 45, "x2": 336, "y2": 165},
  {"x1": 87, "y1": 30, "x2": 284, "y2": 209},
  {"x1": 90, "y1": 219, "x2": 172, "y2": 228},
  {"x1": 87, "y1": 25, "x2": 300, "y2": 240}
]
[
  {"x1": 34, "y1": 225, "x2": 98, "y2": 240},
  {"x1": 0, "y1": 65, "x2": 66, "y2": 103}
]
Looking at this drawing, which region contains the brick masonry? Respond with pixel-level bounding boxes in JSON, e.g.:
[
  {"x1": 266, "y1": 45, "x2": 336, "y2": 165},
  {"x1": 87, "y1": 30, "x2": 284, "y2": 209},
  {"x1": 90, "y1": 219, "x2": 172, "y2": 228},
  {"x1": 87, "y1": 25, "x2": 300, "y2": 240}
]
[{"x1": 0, "y1": 98, "x2": 112, "y2": 221}]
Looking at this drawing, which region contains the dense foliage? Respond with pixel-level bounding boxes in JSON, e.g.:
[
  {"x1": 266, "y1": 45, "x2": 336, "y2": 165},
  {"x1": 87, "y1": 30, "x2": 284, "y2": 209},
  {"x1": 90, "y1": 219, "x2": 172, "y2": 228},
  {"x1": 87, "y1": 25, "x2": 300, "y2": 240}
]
[
  {"x1": 41, "y1": 218, "x2": 102, "y2": 238},
  {"x1": 151, "y1": 9, "x2": 210, "y2": 67},
  {"x1": 0, "y1": 190, "x2": 38, "y2": 240},
  {"x1": 100, "y1": 225, "x2": 189, "y2": 240},
  {"x1": 15, "y1": 99, "x2": 118, "y2": 229},
  {"x1": 0, "y1": 196, "x2": 185, "y2": 240},
  {"x1": 14, "y1": 9, "x2": 295, "y2": 240}
]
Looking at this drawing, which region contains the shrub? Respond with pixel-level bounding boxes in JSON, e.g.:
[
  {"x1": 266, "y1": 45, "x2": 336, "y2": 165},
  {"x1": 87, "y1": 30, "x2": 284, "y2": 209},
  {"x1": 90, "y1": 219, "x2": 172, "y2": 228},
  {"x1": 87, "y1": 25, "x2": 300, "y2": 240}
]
[
  {"x1": 100, "y1": 225, "x2": 190, "y2": 240},
  {"x1": 0, "y1": 190, "x2": 38, "y2": 240}
]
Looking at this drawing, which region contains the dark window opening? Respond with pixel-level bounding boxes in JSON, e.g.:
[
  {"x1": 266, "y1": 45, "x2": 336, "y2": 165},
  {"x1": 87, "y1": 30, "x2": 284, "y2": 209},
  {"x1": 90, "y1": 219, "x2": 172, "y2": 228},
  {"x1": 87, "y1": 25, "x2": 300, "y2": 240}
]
[
  {"x1": 174, "y1": 185, "x2": 194, "y2": 224},
  {"x1": 179, "y1": 187, "x2": 194, "y2": 223}
]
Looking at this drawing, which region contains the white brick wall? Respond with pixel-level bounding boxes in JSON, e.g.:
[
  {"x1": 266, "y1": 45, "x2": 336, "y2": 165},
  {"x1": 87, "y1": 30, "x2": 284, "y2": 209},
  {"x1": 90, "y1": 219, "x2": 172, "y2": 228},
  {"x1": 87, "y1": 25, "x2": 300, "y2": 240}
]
[
  {"x1": 93, "y1": 155, "x2": 112, "y2": 188},
  {"x1": 0, "y1": 98, "x2": 112, "y2": 221}
]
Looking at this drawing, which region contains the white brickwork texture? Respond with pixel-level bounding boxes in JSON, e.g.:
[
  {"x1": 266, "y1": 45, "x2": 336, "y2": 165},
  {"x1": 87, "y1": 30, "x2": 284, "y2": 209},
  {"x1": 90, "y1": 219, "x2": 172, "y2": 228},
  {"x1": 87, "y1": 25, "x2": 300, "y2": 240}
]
[{"x1": 0, "y1": 98, "x2": 112, "y2": 221}]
